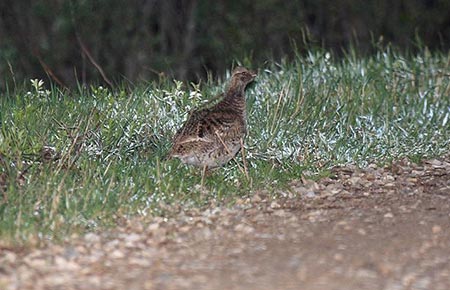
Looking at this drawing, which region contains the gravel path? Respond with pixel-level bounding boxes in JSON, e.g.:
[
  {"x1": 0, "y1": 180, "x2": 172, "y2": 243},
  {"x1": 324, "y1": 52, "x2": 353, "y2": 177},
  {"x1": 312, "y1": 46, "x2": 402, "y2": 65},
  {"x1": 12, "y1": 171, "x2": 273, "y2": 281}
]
[{"x1": 1, "y1": 156, "x2": 450, "y2": 290}]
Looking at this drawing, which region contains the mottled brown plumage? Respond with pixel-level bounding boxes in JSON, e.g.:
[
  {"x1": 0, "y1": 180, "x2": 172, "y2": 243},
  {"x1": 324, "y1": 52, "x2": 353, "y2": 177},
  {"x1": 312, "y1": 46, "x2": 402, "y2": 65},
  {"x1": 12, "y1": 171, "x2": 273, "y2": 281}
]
[{"x1": 169, "y1": 66, "x2": 256, "y2": 169}]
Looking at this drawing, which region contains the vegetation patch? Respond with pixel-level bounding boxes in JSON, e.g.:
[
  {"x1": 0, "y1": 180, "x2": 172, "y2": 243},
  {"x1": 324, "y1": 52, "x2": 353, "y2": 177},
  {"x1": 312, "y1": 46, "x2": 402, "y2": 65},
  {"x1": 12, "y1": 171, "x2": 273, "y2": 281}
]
[{"x1": 1, "y1": 48, "x2": 449, "y2": 243}]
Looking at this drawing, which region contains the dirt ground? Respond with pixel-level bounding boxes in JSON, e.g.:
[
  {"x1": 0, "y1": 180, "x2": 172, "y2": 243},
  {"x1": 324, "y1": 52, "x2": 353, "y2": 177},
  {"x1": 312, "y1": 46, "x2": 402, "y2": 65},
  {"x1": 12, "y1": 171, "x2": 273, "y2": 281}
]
[{"x1": 1, "y1": 155, "x2": 450, "y2": 290}]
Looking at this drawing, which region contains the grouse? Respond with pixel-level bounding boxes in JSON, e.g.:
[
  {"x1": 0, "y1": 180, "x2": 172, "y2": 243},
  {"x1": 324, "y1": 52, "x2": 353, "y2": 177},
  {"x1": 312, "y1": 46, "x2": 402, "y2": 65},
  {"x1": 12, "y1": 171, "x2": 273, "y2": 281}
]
[{"x1": 168, "y1": 66, "x2": 256, "y2": 172}]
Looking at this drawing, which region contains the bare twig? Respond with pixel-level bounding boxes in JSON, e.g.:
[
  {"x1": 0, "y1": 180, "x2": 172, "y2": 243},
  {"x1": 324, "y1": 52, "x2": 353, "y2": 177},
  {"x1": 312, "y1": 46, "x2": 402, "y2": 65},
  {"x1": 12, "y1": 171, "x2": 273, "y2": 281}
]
[
  {"x1": 239, "y1": 138, "x2": 250, "y2": 181},
  {"x1": 6, "y1": 61, "x2": 17, "y2": 88},
  {"x1": 31, "y1": 48, "x2": 67, "y2": 88},
  {"x1": 201, "y1": 165, "x2": 207, "y2": 187},
  {"x1": 76, "y1": 34, "x2": 113, "y2": 87}
]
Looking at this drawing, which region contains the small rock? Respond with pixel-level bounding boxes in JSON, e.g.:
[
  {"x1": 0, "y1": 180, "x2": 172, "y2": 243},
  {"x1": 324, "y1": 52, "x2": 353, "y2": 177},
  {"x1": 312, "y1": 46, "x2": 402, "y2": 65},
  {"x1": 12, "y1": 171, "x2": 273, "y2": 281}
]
[
  {"x1": 365, "y1": 173, "x2": 376, "y2": 181},
  {"x1": 1, "y1": 251, "x2": 17, "y2": 264},
  {"x1": 384, "y1": 212, "x2": 394, "y2": 218},
  {"x1": 270, "y1": 201, "x2": 281, "y2": 209},
  {"x1": 84, "y1": 233, "x2": 101, "y2": 243},
  {"x1": 124, "y1": 233, "x2": 141, "y2": 247},
  {"x1": 54, "y1": 256, "x2": 80, "y2": 271},
  {"x1": 235, "y1": 198, "x2": 246, "y2": 205},
  {"x1": 334, "y1": 253, "x2": 344, "y2": 261},
  {"x1": 148, "y1": 222, "x2": 160, "y2": 231},
  {"x1": 326, "y1": 183, "x2": 343, "y2": 194},
  {"x1": 305, "y1": 191, "x2": 316, "y2": 198},
  {"x1": 62, "y1": 247, "x2": 79, "y2": 260},
  {"x1": 358, "y1": 228, "x2": 367, "y2": 235},
  {"x1": 234, "y1": 223, "x2": 254, "y2": 234},
  {"x1": 252, "y1": 213, "x2": 266, "y2": 222},
  {"x1": 104, "y1": 239, "x2": 121, "y2": 251},
  {"x1": 432, "y1": 225, "x2": 442, "y2": 234},
  {"x1": 24, "y1": 256, "x2": 47, "y2": 268},
  {"x1": 349, "y1": 176, "x2": 361, "y2": 185},
  {"x1": 287, "y1": 215, "x2": 298, "y2": 223},
  {"x1": 110, "y1": 249, "x2": 125, "y2": 259},
  {"x1": 425, "y1": 159, "x2": 443, "y2": 168},
  {"x1": 129, "y1": 257, "x2": 152, "y2": 267},
  {"x1": 251, "y1": 194, "x2": 262, "y2": 203},
  {"x1": 406, "y1": 177, "x2": 418, "y2": 183},
  {"x1": 273, "y1": 209, "x2": 289, "y2": 217},
  {"x1": 385, "y1": 175, "x2": 395, "y2": 181},
  {"x1": 179, "y1": 225, "x2": 192, "y2": 233}
]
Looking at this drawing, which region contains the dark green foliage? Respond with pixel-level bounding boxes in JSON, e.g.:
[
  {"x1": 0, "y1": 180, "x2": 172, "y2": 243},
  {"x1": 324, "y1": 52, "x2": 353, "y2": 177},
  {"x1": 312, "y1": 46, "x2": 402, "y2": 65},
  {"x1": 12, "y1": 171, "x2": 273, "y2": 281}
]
[{"x1": 1, "y1": 0, "x2": 449, "y2": 90}]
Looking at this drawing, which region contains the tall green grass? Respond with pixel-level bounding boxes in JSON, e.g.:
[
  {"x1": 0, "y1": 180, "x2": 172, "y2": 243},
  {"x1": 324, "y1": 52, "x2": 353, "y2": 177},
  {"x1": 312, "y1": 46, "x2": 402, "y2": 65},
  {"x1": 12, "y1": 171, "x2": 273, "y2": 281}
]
[{"x1": 1, "y1": 48, "x2": 449, "y2": 243}]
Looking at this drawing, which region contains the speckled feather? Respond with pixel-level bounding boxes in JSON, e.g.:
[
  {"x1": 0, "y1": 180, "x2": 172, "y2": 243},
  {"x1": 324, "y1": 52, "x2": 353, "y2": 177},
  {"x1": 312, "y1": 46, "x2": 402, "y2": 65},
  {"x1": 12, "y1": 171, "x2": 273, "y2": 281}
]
[{"x1": 169, "y1": 67, "x2": 256, "y2": 168}]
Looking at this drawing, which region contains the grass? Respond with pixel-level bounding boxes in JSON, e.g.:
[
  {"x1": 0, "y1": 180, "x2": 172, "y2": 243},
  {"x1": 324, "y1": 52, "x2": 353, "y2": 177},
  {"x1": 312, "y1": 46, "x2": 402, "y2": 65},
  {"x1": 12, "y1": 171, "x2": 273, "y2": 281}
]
[{"x1": 1, "y1": 47, "x2": 449, "y2": 244}]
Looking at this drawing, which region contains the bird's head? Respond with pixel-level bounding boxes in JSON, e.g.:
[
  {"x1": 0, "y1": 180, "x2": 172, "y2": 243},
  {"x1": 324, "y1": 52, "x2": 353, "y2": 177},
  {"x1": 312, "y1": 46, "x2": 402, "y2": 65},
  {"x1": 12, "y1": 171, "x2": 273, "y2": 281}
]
[{"x1": 231, "y1": 66, "x2": 257, "y2": 85}]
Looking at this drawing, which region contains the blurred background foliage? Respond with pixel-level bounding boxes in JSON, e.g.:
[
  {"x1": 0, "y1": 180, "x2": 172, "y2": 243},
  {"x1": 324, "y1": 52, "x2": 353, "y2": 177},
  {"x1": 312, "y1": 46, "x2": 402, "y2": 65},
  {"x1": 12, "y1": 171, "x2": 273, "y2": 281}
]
[{"x1": 0, "y1": 0, "x2": 449, "y2": 89}]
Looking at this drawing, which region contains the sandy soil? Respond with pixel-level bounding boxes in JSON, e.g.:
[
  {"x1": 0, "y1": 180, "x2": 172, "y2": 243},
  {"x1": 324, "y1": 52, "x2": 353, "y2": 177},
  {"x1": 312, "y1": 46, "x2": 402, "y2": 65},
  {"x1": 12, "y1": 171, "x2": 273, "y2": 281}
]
[{"x1": 1, "y1": 156, "x2": 450, "y2": 290}]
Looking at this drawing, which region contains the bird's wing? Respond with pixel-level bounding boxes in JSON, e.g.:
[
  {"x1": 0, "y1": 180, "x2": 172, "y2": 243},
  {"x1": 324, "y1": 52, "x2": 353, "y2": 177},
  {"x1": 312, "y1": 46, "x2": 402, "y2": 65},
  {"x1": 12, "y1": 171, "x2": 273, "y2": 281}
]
[
  {"x1": 206, "y1": 109, "x2": 244, "y2": 139},
  {"x1": 172, "y1": 92, "x2": 226, "y2": 140},
  {"x1": 172, "y1": 108, "x2": 212, "y2": 143},
  {"x1": 172, "y1": 109, "x2": 240, "y2": 145},
  {"x1": 169, "y1": 111, "x2": 216, "y2": 158}
]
